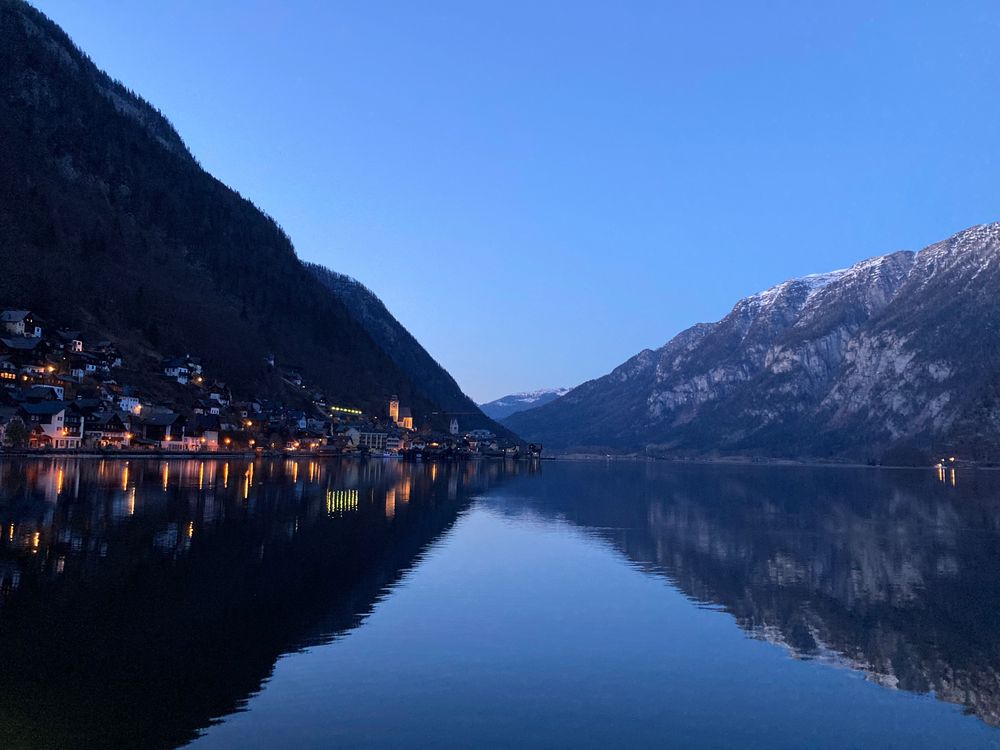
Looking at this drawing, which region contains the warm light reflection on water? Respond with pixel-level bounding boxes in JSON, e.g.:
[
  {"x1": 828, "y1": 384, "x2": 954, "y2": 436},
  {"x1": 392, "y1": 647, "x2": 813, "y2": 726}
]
[{"x1": 0, "y1": 458, "x2": 995, "y2": 750}]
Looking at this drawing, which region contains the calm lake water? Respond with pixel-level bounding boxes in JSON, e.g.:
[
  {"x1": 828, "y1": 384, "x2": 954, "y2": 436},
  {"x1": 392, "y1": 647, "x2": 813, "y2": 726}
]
[{"x1": 0, "y1": 458, "x2": 999, "y2": 749}]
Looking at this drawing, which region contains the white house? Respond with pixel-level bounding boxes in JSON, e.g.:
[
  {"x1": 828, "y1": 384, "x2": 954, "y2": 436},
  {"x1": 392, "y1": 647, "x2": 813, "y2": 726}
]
[
  {"x1": 20, "y1": 402, "x2": 81, "y2": 450},
  {"x1": 118, "y1": 396, "x2": 141, "y2": 414},
  {"x1": 357, "y1": 427, "x2": 388, "y2": 452},
  {"x1": 163, "y1": 357, "x2": 190, "y2": 384},
  {"x1": 0, "y1": 310, "x2": 41, "y2": 338},
  {"x1": 338, "y1": 424, "x2": 388, "y2": 452}
]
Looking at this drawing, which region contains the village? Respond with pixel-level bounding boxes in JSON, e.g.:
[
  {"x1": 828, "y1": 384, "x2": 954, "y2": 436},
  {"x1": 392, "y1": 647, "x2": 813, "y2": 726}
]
[{"x1": 0, "y1": 309, "x2": 533, "y2": 460}]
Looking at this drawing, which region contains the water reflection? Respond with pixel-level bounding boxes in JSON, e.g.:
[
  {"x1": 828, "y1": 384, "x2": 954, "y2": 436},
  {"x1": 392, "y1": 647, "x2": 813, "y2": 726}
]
[
  {"x1": 4, "y1": 458, "x2": 1000, "y2": 747},
  {"x1": 487, "y1": 462, "x2": 1000, "y2": 728},
  {"x1": 0, "y1": 457, "x2": 520, "y2": 749}
]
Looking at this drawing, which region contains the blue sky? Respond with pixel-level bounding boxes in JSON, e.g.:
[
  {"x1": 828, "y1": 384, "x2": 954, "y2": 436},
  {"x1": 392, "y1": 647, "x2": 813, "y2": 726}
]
[{"x1": 39, "y1": 1, "x2": 1000, "y2": 402}]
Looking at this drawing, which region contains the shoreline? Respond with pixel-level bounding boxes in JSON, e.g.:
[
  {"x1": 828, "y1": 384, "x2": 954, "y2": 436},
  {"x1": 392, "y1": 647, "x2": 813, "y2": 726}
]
[
  {"x1": 0, "y1": 450, "x2": 550, "y2": 462},
  {"x1": 0, "y1": 450, "x2": 257, "y2": 459},
  {"x1": 0, "y1": 450, "x2": 973, "y2": 470},
  {"x1": 542, "y1": 453, "x2": 985, "y2": 471}
]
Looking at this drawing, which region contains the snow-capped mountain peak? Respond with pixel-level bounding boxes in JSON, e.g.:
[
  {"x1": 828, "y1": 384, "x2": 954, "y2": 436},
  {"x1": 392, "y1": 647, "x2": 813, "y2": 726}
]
[
  {"x1": 505, "y1": 221, "x2": 1000, "y2": 462},
  {"x1": 480, "y1": 388, "x2": 572, "y2": 422}
]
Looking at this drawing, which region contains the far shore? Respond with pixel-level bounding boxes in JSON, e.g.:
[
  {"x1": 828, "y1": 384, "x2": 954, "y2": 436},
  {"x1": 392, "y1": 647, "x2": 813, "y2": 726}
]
[
  {"x1": 0, "y1": 450, "x2": 982, "y2": 471},
  {"x1": 545, "y1": 452, "x2": 984, "y2": 471}
]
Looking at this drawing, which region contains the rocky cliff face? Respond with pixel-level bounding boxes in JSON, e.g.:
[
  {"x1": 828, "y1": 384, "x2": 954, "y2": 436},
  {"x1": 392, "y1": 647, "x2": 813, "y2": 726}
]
[{"x1": 506, "y1": 224, "x2": 1000, "y2": 462}]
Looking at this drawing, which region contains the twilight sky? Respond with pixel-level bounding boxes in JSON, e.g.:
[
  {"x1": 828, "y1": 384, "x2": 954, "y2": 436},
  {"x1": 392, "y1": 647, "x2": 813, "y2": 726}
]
[{"x1": 40, "y1": 0, "x2": 1000, "y2": 402}]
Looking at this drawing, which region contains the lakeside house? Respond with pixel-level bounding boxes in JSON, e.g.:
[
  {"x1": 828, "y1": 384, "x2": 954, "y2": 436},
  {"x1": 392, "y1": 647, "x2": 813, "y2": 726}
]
[
  {"x1": 337, "y1": 422, "x2": 397, "y2": 453},
  {"x1": 19, "y1": 401, "x2": 79, "y2": 450},
  {"x1": 132, "y1": 410, "x2": 183, "y2": 448},
  {"x1": 0, "y1": 304, "x2": 513, "y2": 457},
  {"x1": 85, "y1": 412, "x2": 130, "y2": 449}
]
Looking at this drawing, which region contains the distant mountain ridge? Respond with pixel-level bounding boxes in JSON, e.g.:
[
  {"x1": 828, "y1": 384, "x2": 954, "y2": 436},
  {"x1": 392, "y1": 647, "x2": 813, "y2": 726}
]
[
  {"x1": 506, "y1": 223, "x2": 1000, "y2": 464},
  {"x1": 479, "y1": 388, "x2": 570, "y2": 421}
]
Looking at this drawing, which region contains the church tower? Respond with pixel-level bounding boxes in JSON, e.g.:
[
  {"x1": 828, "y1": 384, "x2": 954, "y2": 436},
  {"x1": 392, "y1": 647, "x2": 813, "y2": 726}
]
[{"x1": 389, "y1": 395, "x2": 399, "y2": 423}]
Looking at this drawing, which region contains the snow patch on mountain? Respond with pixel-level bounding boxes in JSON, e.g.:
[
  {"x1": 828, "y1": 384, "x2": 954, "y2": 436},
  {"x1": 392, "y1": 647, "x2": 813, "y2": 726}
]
[
  {"x1": 747, "y1": 269, "x2": 848, "y2": 309},
  {"x1": 499, "y1": 388, "x2": 571, "y2": 404},
  {"x1": 505, "y1": 221, "x2": 1000, "y2": 460},
  {"x1": 479, "y1": 388, "x2": 572, "y2": 421}
]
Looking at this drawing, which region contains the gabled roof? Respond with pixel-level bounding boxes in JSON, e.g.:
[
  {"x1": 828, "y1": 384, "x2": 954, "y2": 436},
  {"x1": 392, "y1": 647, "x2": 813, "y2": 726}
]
[
  {"x1": 23, "y1": 386, "x2": 59, "y2": 400},
  {"x1": 0, "y1": 310, "x2": 30, "y2": 323},
  {"x1": 20, "y1": 401, "x2": 68, "y2": 416},
  {"x1": 135, "y1": 411, "x2": 180, "y2": 426},
  {"x1": 87, "y1": 412, "x2": 126, "y2": 428}
]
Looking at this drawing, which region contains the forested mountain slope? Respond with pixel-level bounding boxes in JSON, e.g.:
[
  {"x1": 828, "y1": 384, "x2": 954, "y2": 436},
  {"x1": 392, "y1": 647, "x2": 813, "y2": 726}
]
[{"x1": 0, "y1": 0, "x2": 495, "y2": 425}]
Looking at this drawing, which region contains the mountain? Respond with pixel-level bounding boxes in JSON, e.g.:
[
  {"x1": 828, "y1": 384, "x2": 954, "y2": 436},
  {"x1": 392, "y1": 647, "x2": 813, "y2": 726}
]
[
  {"x1": 479, "y1": 388, "x2": 570, "y2": 421},
  {"x1": 506, "y1": 223, "x2": 1000, "y2": 464},
  {"x1": 306, "y1": 265, "x2": 512, "y2": 435},
  {"x1": 0, "y1": 0, "x2": 500, "y2": 427}
]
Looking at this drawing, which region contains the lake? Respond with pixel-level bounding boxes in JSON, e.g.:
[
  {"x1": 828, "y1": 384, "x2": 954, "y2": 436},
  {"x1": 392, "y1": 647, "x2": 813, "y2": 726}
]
[{"x1": 0, "y1": 457, "x2": 998, "y2": 748}]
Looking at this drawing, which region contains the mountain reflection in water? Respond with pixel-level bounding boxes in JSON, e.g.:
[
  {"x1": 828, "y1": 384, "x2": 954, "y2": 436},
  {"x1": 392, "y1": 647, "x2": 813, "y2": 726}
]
[
  {"x1": 0, "y1": 457, "x2": 519, "y2": 749},
  {"x1": 1, "y1": 458, "x2": 999, "y2": 748},
  {"x1": 484, "y1": 462, "x2": 1000, "y2": 728}
]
